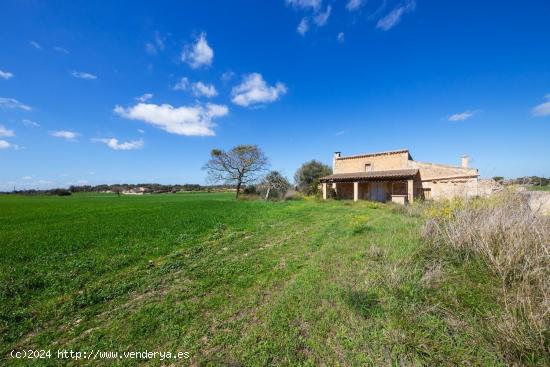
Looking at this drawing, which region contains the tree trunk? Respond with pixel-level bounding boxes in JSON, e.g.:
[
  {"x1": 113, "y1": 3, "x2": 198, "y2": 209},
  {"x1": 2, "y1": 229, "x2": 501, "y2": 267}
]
[
  {"x1": 235, "y1": 180, "x2": 242, "y2": 199},
  {"x1": 264, "y1": 187, "x2": 271, "y2": 201}
]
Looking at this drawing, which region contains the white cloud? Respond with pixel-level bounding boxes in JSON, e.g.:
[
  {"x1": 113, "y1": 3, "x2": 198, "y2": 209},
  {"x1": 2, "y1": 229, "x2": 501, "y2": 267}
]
[
  {"x1": 448, "y1": 110, "x2": 476, "y2": 121},
  {"x1": 53, "y1": 46, "x2": 69, "y2": 54},
  {"x1": 192, "y1": 82, "x2": 218, "y2": 98},
  {"x1": 0, "y1": 70, "x2": 14, "y2": 80},
  {"x1": 346, "y1": 0, "x2": 364, "y2": 11},
  {"x1": 532, "y1": 94, "x2": 550, "y2": 117},
  {"x1": 231, "y1": 73, "x2": 287, "y2": 107},
  {"x1": 92, "y1": 137, "x2": 144, "y2": 150},
  {"x1": 337, "y1": 32, "x2": 345, "y2": 43},
  {"x1": 173, "y1": 77, "x2": 189, "y2": 91},
  {"x1": 29, "y1": 41, "x2": 42, "y2": 50},
  {"x1": 297, "y1": 18, "x2": 310, "y2": 35},
  {"x1": 181, "y1": 32, "x2": 213, "y2": 69},
  {"x1": 137, "y1": 129, "x2": 145, "y2": 134},
  {"x1": 71, "y1": 71, "x2": 97, "y2": 80},
  {"x1": 114, "y1": 102, "x2": 228, "y2": 137},
  {"x1": 376, "y1": 1, "x2": 416, "y2": 31},
  {"x1": 136, "y1": 93, "x2": 153, "y2": 102},
  {"x1": 0, "y1": 140, "x2": 12, "y2": 149},
  {"x1": 0, "y1": 97, "x2": 31, "y2": 111},
  {"x1": 313, "y1": 5, "x2": 332, "y2": 26},
  {"x1": 22, "y1": 176, "x2": 33, "y2": 180},
  {"x1": 286, "y1": 0, "x2": 321, "y2": 11},
  {"x1": 22, "y1": 119, "x2": 40, "y2": 127},
  {"x1": 51, "y1": 130, "x2": 80, "y2": 141},
  {"x1": 0, "y1": 125, "x2": 15, "y2": 137}
]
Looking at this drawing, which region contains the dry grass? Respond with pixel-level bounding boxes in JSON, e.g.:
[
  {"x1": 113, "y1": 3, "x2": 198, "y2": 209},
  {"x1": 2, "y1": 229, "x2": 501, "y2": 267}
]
[{"x1": 422, "y1": 192, "x2": 550, "y2": 364}]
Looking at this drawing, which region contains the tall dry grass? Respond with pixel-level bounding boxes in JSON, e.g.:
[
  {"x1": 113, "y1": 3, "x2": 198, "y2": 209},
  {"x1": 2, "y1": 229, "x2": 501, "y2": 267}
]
[{"x1": 422, "y1": 192, "x2": 550, "y2": 364}]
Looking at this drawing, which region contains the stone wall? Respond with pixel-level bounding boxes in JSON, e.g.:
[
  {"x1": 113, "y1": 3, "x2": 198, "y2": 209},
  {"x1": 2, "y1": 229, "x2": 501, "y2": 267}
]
[
  {"x1": 410, "y1": 161, "x2": 478, "y2": 180},
  {"x1": 334, "y1": 151, "x2": 409, "y2": 173},
  {"x1": 420, "y1": 177, "x2": 478, "y2": 200},
  {"x1": 478, "y1": 179, "x2": 503, "y2": 197}
]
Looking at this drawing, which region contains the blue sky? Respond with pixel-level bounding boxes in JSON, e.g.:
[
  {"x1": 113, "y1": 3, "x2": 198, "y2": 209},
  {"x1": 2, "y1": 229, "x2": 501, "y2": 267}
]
[{"x1": 1, "y1": 0, "x2": 549, "y2": 190}]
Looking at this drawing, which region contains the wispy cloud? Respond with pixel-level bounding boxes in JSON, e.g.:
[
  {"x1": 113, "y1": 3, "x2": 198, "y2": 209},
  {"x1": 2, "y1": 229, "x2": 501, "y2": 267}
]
[
  {"x1": 29, "y1": 41, "x2": 42, "y2": 50},
  {"x1": 22, "y1": 119, "x2": 40, "y2": 127},
  {"x1": 532, "y1": 94, "x2": 550, "y2": 117},
  {"x1": 231, "y1": 73, "x2": 287, "y2": 107},
  {"x1": 145, "y1": 31, "x2": 165, "y2": 55},
  {"x1": 313, "y1": 5, "x2": 332, "y2": 26},
  {"x1": 0, "y1": 97, "x2": 31, "y2": 111},
  {"x1": 181, "y1": 32, "x2": 213, "y2": 69},
  {"x1": 0, "y1": 70, "x2": 14, "y2": 80},
  {"x1": 50, "y1": 130, "x2": 80, "y2": 141},
  {"x1": 71, "y1": 71, "x2": 97, "y2": 80},
  {"x1": 337, "y1": 32, "x2": 345, "y2": 43},
  {"x1": 0, "y1": 140, "x2": 13, "y2": 149},
  {"x1": 221, "y1": 71, "x2": 236, "y2": 82},
  {"x1": 376, "y1": 1, "x2": 416, "y2": 31},
  {"x1": 297, "y1": 18, "x2": 310, "y2": 35},
  {"x1": 286, "y1": 0, "x2": 321, "y2": 11},
  {"x1": 0, "y1": 125, "x2": 15, "y2": 137},
  {"x1": 92, "y1": 137, "x2": 144, "y2": 150},
  {"x1": 53, "y1": 46, "x2": 69, "y2": 54},
  {"x1": 192, "y1": 82, "x2": 218, "y2": 98},
  {"x1": 136, "y1": 93, "x2": 153, "y2": 102},
  {"x1": 173, "y1": 77, "x2": 189, "y2": 91},
  {"x1": 335, "y1": 129, "x2": 348, "y2": 136},
  {"x1": 346, "y1": 0, "x2": 365, "y2": 12},
  {"x1": 448, "y1": 110, "x2": 477, "y2": 121},
  {"x1": 114, "y1": 102, "x2": 228, "y2": 137}
]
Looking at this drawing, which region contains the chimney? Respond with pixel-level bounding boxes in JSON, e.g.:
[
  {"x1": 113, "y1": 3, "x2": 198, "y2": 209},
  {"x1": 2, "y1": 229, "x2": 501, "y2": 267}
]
[
  {"x1": 461, "y1": 155, "x2": 469, "y2": 168},
  {"x1": 333, "y1": 152, "x2": 341, "y2": 172}
]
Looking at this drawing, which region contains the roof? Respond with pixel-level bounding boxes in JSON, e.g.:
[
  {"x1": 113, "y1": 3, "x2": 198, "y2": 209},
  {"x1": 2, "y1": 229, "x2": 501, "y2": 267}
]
[
  {"x1": 320, "y1": 169, "x2": 419, "y2": 182},
  {"x1": 336, "y1": 149, "x2": 411, "y2": 161}
]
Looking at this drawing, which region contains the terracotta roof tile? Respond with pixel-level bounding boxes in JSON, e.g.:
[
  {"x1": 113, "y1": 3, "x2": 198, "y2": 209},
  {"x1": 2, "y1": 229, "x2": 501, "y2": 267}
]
[{"x1": 320, "y1": 169, "x2": 419, "y2": 182}]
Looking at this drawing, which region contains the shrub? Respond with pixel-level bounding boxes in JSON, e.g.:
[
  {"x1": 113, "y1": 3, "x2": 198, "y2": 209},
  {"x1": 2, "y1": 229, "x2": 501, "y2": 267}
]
[
  {"x1": 422, "y1": 192, "x2": 550, "y2": 364},
  {"x1": 294, "y1": 160, "x2": 331, "y2": 195},
  {"x1": 284, "y1": 190, "x2": 304, "y2": 201},
  {"x1": 49, "y1": 188, "x2": 72, "y2": 196}
]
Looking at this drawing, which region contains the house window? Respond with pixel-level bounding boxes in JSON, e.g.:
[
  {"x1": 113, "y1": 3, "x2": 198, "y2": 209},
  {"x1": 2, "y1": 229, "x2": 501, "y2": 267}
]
[{"x1": 365, "y1": 163, "x2": 372, "y2": 172}]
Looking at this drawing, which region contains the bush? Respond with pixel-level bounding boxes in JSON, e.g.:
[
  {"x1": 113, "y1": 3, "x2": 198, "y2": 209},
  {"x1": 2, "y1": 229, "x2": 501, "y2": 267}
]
[
  {"x1": 283, "y1": 190, "x2": 304, "y2": 201},
  {"x1": 243, "y1": 185, "x2": 258, "y2": 195},
  {"x1": 422, "y1": 193, "x2": 550, "y2": 364},
  {"x1": 294, "y1": 160, "x2": 332, "y2": 195},
  {"x1": 49, "y1": 189, "x2": 72, "y2": 196}
]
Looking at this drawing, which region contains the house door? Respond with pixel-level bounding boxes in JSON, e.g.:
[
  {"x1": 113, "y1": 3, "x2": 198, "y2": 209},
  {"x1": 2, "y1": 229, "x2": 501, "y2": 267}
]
[{"x1": 370, "y1": 182, "x2": 386, "y2": 202}]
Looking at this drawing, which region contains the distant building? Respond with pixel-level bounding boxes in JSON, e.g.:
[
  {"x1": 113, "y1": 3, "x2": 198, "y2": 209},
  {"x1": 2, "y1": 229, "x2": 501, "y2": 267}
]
[{"x1": 320, "y1": 149, "x2": 479, "y2": 203}]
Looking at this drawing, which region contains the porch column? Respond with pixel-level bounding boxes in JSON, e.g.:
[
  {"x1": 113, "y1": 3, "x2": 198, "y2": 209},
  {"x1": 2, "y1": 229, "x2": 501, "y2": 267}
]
[
  {"x1": 407, "y1": 179, "x2": 414, "y2": 203},
  {"x1": 353, "y1": 181, "x2": 359, "y2": 202},
  {"x1": 322, "y1": 182, "x2": 327, "y2": 200}
]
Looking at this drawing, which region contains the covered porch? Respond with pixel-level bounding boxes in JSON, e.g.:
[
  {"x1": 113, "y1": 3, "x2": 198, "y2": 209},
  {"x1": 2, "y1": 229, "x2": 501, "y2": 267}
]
[{"x1": 320, "y1": 169, "x2": 419, "y2": 204}]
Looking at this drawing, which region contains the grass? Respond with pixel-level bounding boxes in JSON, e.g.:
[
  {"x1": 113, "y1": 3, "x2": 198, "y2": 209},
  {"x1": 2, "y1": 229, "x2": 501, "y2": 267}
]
[
  {"x1": 0, "y1": 192, "x2": 529, "y2": 366},
  {"x1": 528, "y1": 185, "x2": 550, "y2": 191}
]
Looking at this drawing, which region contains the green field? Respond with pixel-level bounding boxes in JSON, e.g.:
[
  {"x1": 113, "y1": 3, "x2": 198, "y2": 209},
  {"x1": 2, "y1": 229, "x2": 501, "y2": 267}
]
[{"x1": 1, "y1": 193, "x2": 507, "y2": 365}]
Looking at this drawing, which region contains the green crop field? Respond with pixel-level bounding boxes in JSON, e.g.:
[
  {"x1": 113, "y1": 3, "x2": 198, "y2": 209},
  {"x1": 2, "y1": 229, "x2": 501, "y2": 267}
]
[{"x1": 1, "y1": 193, "x2": 509, "y2": 365}]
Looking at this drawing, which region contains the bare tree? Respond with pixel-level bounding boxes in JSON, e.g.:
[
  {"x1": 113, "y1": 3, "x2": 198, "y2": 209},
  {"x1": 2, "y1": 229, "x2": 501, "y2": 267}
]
[
  {"x1": 260, "y1": 171, "x2": 290, "y2": 200},
  {"x1": 203, "y1": 145, "x2": 269, "y2": 198}
]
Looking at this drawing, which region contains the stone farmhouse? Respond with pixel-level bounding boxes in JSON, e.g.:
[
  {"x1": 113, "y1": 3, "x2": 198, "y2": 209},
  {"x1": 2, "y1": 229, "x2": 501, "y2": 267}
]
[{"x1": 320, "y1": 149, "x2": 479, "y2": 203}]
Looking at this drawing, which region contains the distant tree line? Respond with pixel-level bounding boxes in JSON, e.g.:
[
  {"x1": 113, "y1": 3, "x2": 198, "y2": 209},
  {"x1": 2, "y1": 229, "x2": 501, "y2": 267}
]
[
  {"x1": 5, "y1": 183, "x2": 236, "y2": 195},
  {"x1": 493, "y1": 176, "x2": 549, "y2": 186}
]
